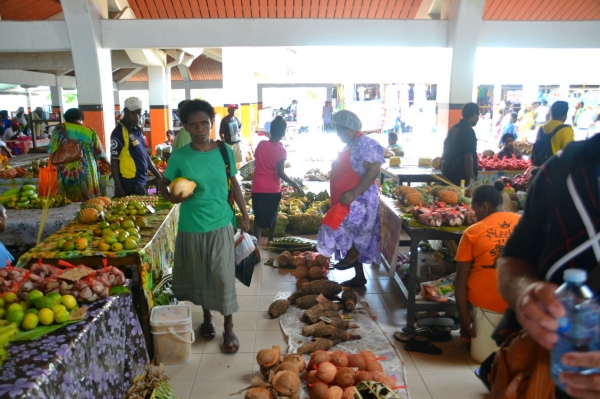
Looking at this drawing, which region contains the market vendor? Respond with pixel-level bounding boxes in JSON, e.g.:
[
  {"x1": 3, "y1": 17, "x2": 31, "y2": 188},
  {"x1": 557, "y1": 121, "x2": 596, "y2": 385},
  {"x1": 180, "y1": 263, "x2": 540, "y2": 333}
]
[
  {"x1": 496, "y1": 133, "x2": 522, "y2": 160},
  {"x1": 110, "y1": 97, "x2": 162, "y2": 197},
  {"x1": 454, "y1": 181, "x2": 520, "y2": 362},
  {"x1": 441, "y1": 103, "x2": 479, "y2": 186},
  {"x1": 158, "y1": 99, "x2": 250, "y2": 354},
  {"x1": 317, "y1": 110, "x2": 385, "y2": 287}
]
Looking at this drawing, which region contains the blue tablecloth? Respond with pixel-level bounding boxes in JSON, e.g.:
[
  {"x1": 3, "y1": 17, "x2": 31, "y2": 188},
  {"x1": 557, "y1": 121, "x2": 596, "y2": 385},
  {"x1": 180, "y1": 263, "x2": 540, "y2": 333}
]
[{"x1": 0, "y1": 292, "x2": 148, "y2": 398}]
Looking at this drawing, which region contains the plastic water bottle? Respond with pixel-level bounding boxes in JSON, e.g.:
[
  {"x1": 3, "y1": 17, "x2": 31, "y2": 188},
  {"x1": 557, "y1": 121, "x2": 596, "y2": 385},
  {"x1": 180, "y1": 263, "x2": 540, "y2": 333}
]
[{"x1": 551, "y1": 269, "x2": 599, "y2": 391}]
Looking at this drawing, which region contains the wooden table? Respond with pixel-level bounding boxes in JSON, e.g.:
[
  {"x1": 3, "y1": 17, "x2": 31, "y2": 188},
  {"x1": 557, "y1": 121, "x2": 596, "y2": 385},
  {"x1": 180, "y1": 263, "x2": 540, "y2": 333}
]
[
  {"x1": 380, "y1": 160, "x2": 444, "y2": 186},
  {"x1": 380, "y1": 197, "x2": 464, "y2": 327}
]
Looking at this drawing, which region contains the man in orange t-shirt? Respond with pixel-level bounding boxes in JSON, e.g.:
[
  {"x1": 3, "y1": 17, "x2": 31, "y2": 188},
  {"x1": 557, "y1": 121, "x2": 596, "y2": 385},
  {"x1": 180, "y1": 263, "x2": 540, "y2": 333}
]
[{"x1": 454, "y1": 181, "x2": 520, "y2": 362}]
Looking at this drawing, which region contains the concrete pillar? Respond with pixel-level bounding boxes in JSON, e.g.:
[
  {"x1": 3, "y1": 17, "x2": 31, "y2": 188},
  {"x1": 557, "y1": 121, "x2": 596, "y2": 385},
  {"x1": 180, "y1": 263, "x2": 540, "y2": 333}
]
[
  {"x1": 60, "y1": 0, "x2": 114, "y2": 148},
  {"x1": 148, "y1": 66, "x2": 170, "y2": 154},
  {"x1": 184, "y1": 87, "x2": 191, "y2": 101},
  {"x1": 438, "y1": 0, "x2": 486, "y2": 134},
  {"x1": 113, "y1": 90, "x2": 120, "y2": 112},
  {"x1": 26, "y1": 90, "x2": 32, "y2": 114},
  {"x1": 522, "y1": 83, "x2": 538, "y2": 106},
  {"x1": 222, "y1": 48, "x2": 257, "y2": 142},
  {"x1": 50, "y1": 86, "x2": 64, "y2": 118},
  {"x1": 559, "y1": 83, "x2": 570, "y2": 101}
]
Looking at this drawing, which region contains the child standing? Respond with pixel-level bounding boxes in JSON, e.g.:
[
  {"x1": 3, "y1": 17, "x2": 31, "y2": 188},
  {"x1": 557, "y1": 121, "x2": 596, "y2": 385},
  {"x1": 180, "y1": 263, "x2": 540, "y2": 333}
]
[{"x1": 251, "y1": 116, "x2": 302, "y2": 242}]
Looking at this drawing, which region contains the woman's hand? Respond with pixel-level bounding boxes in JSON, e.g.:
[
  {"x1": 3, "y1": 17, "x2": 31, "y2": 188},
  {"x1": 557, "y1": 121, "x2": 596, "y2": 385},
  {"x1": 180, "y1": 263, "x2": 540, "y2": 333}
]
[
  {"x1": 292, "y1": 184, "x2": 304, "y2": 196},
  {"x1": 515, "y1": 281, "x2": 562, "y2": 350},
  {"x1": 169, "y1": 192, "x2": 193, "y2": 204},
  {"x1": 459, "y1": 314, "x2": 476, "y2": 342},
  {"x1": 340, "y1": 190, "x2": 358, "y2": 205},
  {"x1": 240, "y1": 216, "x2": 250, "y2": 232}
]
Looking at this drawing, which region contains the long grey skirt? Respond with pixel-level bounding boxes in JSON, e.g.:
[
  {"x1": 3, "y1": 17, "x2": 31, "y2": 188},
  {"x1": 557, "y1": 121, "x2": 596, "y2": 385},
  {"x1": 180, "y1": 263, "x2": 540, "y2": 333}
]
[{"x1": 173, "y1": 225, "x2": 238, "y2": 315}]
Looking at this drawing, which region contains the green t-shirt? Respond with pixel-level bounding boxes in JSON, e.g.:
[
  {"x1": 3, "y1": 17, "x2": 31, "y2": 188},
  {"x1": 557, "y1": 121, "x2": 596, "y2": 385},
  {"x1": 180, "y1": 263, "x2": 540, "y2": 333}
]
[
  {"x1": 164, "y1": 143, "x2": 237, "y2": 233},
  {"x1": 171, "y1": 128, "x2": 191, "y2": 152}
]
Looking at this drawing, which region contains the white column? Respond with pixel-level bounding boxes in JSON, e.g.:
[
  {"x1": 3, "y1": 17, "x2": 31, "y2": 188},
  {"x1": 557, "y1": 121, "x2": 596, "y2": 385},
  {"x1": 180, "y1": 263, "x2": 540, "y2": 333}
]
[
  {"x1": 60, "y1": 0, "x2": 114, "y2": 147},
  {"x1": 147, "y1": 66, "x2": 170, "y2": 154},
  {"x1": 522, "y1": 83, "x2": 538, "y2": 106},
  {"x1": 184, "y1": 87, "x2": 191, "y2": 101},
  {"x1": 50, "y1": 85, "x2": 64, "y2": 118}
]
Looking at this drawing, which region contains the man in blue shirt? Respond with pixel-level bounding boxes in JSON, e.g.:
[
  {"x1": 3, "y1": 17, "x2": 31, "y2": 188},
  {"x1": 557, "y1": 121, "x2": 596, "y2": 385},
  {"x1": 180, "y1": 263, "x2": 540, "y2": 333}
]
[
  {"x1": 0, "y1": 111, "x2": 11, "y2": 134},
  {"x1": 110, "y1": 97, "x2": 162, "y2": 197}
]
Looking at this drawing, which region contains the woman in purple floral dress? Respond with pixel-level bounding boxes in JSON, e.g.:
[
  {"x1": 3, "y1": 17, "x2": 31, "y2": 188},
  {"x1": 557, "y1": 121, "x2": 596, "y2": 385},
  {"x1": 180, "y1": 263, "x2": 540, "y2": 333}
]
[{"x1": 317, "y1": 110, "x2": 385, "y2": 286}]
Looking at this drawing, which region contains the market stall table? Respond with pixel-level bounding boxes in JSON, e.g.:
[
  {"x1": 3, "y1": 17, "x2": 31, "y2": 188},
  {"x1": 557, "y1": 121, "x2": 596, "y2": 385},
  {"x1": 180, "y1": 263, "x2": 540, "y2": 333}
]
[
  {"x1": 0, "y1": 292, "x2": 148, "y2": 398},
  {"x1": 16, "y1": 205, "x2": 179, "y2": 357},
  {"x1": 5, "y1": 139, "x2": 50, "y2": 155},
  {"x1": 380, "y1": 160, "x2": 442, "y2": 186},
  {"x1": 0, "y1": 203, "x2": 80, "y2": 246},
  {"x1": 379, "y1": 196, "x2": 463, "y2": 327}
]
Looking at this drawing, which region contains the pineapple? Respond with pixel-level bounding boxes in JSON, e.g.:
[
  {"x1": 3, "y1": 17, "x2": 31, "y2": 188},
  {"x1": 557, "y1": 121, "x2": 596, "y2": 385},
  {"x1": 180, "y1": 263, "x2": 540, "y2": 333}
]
[
  {"x1": 81, "y1": 202, "x2": 104, "y2": 213},
  {"x1": 437, "y1": 190, "x2": 459, "y2": 205},
  {"x1": 96, "y1": 197, "x2": 111, "y2": 208},
  {"x1": 404, "y1": 191, "x2": 424, "y2": 206},
  {"x1": 78, "y1": 208, "x2": 99, "y2": 224},
  {"x1": 395, "y1": 186, "x2": 417, "y2": 197}
]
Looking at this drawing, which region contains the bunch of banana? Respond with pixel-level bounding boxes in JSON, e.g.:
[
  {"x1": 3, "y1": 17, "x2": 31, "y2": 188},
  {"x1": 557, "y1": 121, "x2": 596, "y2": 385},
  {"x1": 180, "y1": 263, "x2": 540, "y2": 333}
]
[
  {"x1": 0, "y1": 188, "x2": 20, "y2": 205},
  {"x1": 3, "y1": 185, "x2": 38, "y2": 209},
  {"x1": 0, "y1": 320, "x2": 18, "y2": 366}
]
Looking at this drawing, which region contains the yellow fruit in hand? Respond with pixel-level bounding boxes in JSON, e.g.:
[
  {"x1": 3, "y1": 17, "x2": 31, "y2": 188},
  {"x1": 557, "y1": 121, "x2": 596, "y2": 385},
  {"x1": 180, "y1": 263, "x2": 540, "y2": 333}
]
[
  {"x1": 21, "y1": 313, "x2": 39, "y2": 331},
  {"x1": 61, "y1": 295, "x2": 77, "y2": 311},
  {"x1": 54, "y1": 309, "x2": 70, "y2": 324},
  {"x1": 38, "y1": 308, "x2": 54, "y2": 326}
]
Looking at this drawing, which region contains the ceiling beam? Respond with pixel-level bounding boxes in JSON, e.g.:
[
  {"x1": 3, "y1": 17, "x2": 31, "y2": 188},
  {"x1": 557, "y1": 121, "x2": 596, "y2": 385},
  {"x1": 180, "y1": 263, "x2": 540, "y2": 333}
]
[
  {"x1": 0, "y1": 21, "x2": 70, "y2": 52},
  {"x1": 113, "y1": 67, "x2": 143, "y2": 84},
  {"x1": 177, "y1": 65, "x2": 192, "y2": 82},
  {"x1": 117, "y1": 80, "x2": 223, "y2": 91},
  {"x1": 0, "y1": 50, "x2": 146, "y2": 70}
]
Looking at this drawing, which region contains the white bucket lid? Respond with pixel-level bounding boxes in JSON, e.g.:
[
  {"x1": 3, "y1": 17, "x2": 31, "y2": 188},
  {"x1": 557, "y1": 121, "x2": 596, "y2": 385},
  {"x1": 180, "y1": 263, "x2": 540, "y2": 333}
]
[{"x1": 150, "y1": 304, "x2": 192, "y2": 326}]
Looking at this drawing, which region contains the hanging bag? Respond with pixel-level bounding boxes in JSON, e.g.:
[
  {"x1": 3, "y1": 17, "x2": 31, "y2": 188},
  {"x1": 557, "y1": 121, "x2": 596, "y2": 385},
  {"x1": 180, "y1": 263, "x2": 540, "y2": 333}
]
[{"x1": 51, "y1": 124, "x2": 83, "y2": 165}]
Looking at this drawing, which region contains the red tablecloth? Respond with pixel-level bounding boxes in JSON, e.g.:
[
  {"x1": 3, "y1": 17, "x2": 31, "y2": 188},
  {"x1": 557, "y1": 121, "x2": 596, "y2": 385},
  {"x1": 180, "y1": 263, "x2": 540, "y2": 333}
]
[{"x1": 5, "y1": 139, "x2": 50, "y2": 154}]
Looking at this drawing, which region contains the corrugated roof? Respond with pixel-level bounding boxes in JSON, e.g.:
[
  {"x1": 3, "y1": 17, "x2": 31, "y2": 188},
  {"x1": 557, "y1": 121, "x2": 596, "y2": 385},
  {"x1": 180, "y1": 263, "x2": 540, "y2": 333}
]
[
  {"x1": 0, "y1": 0, "x2": 62, "y2": 20},
  {"x1": 126, "y1": 55, "x2": 222, "y2": 82},
  {"x1": 483, "y1": 0, "x2": 600, "y2": 20},
  {"x1": 128, "y1": 0, "x2": 424, "y2": 19}
]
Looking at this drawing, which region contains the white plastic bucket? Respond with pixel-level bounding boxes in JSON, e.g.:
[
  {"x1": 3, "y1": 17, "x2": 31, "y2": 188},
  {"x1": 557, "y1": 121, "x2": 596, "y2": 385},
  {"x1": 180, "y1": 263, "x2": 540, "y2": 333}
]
[
  {"x1": 470, "y1": 306, "x2": 504, "y2": 363},
  {"x1": 150, "y1": 304, "x2": 195, "y2": 365}
]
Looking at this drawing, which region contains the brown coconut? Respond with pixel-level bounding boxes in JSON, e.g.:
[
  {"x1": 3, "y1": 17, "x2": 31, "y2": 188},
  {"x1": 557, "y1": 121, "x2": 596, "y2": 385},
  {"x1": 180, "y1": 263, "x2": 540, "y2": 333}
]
[
  {"x1": 334, "y1": 367, "x2": 356, "y2": 388},
  {"x1": 342, "y1": 387, "x2": 356, "y2": 399},
  {"x1": 326, "y1": 386, "x2": 344, "y2": 399},
  {"x1": 272, "y1": 370, "x2": 301, "y2": 397},
  {"x1": 306, "y1": 369, "x2": 318, "y2": 384},
  {"x1": 281, "y1": 250, "x2": 292, "y2": 258},
  {"x1": 277, "y1": 254, "x2": 290, "y2": 266},
  {"x1": 365, "y1": 359, "x2": 383, "y2": 372},
  {"x1": 245, "y1": 387, "x2": 274, "y2": 399},
  {"x1": 274, "y1": 361, "x2": 300, "y2": 375},
  {"x1": 294, "y1": 265, "x2": 309, "y2": 279},
  {"x1": 296, "y1": 256, "x2": 307, "y2": 266},
  {"x1": 346, "y1": 354, "x2": 366, "y2": 371},
  {"x1": 310, "y1": 381, "x2": 329, "y2": 399},
  {"x1": 292, "y1": 251, "x2": 301, "y2": 256},
  {"x1": 296, "y1": 278, "x2": 310, "y2": 289},
  {"x1": 310, "y1": 350, "x2": 331, "y2": 367},
  {"x1": 360, "y1": 350, "x2": 377, "y2": 362},
  {"x1": 256, "y1": 345, "x2": 280, "y2": 367},
  {"x1": 371, "y1": 371, "x2": 396, "y2": 390},
  {"x1": 317, "y1": 362, "x2": 337, "y2": 384},
  {"x1": 354, "y1": 371, "x2": 373, "y2": 384},
  {"x1": 308, "y1": 266, "x2": 324, "y2": 280},
  {"x1": 330, "y1": 351, "x2": 348, "y2": 368},
  {"x1": 316, "y1": 254, "x2": 328, "y2": 266},
  {"x1": 282, "y1": 354, "x2": 306, "y2": 374}
]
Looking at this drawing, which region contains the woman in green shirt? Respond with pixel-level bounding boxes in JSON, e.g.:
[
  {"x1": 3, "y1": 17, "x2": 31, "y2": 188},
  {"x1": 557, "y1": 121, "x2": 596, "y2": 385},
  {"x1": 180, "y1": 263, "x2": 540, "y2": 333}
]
[{"x1": 159, "y1": 100, "x2": 250, "y2": 354}]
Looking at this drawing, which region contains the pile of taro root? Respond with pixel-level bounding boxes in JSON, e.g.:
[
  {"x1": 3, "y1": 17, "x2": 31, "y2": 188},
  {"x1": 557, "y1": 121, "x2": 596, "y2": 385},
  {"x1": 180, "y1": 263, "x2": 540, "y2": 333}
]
[
  {"x1": 0, "y1": 262, "x2": 125, "y2": 303},
  {"x1": 412, "y1": 204, "x2": 477, "y2": 228}
]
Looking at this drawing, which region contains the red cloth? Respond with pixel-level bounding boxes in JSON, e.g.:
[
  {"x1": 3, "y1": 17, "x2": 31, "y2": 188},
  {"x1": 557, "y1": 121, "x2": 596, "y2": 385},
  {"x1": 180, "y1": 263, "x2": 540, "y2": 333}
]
[
  {"x1": 252, "y1": 141, "x2": 287, "y2": 193},
  {"x1": 321, "y1": 133, "x2": 362, "y2": 230}
]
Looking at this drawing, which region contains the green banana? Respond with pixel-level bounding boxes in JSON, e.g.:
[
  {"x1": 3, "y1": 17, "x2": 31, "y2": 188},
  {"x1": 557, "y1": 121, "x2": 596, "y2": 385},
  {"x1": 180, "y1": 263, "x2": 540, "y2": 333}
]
[
  {"x1": 0, "y1": 320, "x2": 11, "y2": 328},
  {"x1": 20, "y1": 190, "x2": 35, "y2": 197},
  {"x1": 21, "y1": 185, "x2": 36, "y2": 191},
  {"x1": 1, "y1": 188, "x2": 20, "y2": 196},
  {"x1": 16, "y1": 200, "x2": 29, "y2": 207}
]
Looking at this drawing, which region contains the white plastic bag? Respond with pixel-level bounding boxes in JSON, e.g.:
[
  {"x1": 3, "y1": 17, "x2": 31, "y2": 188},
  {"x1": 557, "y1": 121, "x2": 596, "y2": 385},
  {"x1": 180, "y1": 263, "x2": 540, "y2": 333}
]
[{"x1": 234, "y1": 230, "x2": 256, "y2": 265}]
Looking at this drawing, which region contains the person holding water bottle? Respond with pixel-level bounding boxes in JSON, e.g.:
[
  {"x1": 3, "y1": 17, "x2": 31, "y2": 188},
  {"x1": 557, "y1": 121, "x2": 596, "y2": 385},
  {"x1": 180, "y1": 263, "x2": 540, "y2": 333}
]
[{"x1": 498, "y1": 132, "x2": 600, "y2": 398}]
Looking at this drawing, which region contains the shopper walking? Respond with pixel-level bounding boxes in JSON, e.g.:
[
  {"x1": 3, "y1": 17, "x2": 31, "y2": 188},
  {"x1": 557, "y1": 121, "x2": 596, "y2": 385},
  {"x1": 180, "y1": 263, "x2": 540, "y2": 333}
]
[
  {"x1": 159, "y1": 99, "x2": 250, "y2": 354},
  {"x1": 219, "y1": 105, "x2": 243, "y2": 166},
  {"x1": 48, "y1": 108, "x2": 110, "y2": 201},
  {"x1": 440, "y1": 103, "x2": 480, "y2": 186},
  {"x1": 317, "y1": 110, "x2": 385, "y2": 287},
  {"x1": 252, "y1": 116, "x2": 302, "y2": 242},
  {"x1": 531, "y1": 101, "x2": 574, "y2": 166}
]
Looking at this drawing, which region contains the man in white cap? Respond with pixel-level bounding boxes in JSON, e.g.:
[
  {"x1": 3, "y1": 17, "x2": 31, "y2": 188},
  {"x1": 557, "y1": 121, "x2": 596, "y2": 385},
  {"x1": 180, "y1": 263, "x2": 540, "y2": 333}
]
[{"x1": 110, "y1": 97, "x2": 162, "y2": 196}]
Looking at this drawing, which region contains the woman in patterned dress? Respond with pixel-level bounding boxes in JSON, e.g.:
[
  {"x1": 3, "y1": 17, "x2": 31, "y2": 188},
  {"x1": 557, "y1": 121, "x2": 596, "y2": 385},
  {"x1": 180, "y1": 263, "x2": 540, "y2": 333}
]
[
  {"x1": 317, "y1": 110, "x2": 386, "y2": 287},
  {"x1": 48, "y1": 108, "x2": 110, "y2": 201}
]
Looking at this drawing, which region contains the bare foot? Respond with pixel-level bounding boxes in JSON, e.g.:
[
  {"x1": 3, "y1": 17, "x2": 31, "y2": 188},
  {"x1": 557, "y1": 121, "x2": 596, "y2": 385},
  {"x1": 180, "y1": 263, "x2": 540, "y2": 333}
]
[{"x1": 223, "y1": 330, "x2": 239, "y2": 354}]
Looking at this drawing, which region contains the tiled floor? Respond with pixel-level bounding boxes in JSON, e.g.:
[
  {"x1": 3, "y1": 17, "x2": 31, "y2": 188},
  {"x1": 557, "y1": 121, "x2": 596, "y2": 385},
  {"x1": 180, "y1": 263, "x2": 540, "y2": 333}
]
[{"x1": 163, "y1": 244, "x2": 491, "y2": 399}]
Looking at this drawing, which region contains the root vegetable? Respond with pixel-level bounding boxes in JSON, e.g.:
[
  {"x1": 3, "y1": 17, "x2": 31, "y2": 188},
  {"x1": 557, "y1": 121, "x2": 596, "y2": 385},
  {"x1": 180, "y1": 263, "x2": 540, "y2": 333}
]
[
  {"x1": 310, "y1": 381, "x2": 329, "y2": 399},
  {"x1": 327, "y1": 386, "x2": 343, "y2": 399},
  {"x1": 293, "y1": 266, "x2": 309, "y2": 279},
  {"x1": 272, "y1": 370, "x2": 301, "y2": 397},
  {"x1": 245, "y1": 388, "x2": 274, "y2": 399},
  {"x1": 334, "y1": 367, "x2": 356, "y2": 388},
  {"x1": 346, "y1": 354, "x2": 366, "y2": 371},
  {"x1": 289, "y1": 280, "x2": 343, "y2": 303},
  {"x1": 295, "y1": 294, "x2": 320, "y2": 310},
  {"x1": 296, "y1": 278, "x2": 310, "y2": 289},
  {"x1": 257, "y1": 345, "x2": 280, "y2": 367},
  {"x1": 305, "y1": 311, "x2": 342, "y2": 325},
  {"x1": 298, "y1": 338, "x2": 334, "y2": 355},
  {"x1": 302, "y1": 319, "x2": 358, "y2": 336},
  {"x1": 268, "y1": 299, "x2": 290, "y2": 318},
  {"x1": 308, "y1": 266, "x2": 324, "y2": 280},
  {"x1": 277, "y1": 254, "x2": 290, "y2": 266},
  {"x1": 310, "y1": 325, "x2": 361, "y2": 341},
  {"x1": 365, "y1": 359, "x2": 383, "y2": 372},
  {"x1": 309, "y1": 350, "x2": 331, "y2": 367},
  {"x1": 342, "y1": 387, "x2": 356, "y2": 399},
  {"x1": 354, "y1": 371, "x2": 373, "y2": 384},
  {"x1": 330, "y1": 351, "x2": 348, "y2": 367},
  {"x1": 306, "y1": 370, "x2": 318, "y2": 384},
  {"x1": 281, "y1": 354, "x2": 306, "y2": 373},
  {"x1": 303, "y1": 302, "x2": 341, "y2": 324},
  {"x1": 317, "y1": 362, "x2": 337, "y2": 383},
  {"x1": 341, "y1": 289, "x2": 357, "y2": 311}
]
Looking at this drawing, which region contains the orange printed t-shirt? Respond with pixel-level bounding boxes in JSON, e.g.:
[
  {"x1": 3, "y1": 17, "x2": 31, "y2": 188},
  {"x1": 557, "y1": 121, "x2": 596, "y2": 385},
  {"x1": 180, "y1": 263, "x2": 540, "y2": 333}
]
[{"x1": 455, "y1": 212, "x2": 521, "y2": 313}]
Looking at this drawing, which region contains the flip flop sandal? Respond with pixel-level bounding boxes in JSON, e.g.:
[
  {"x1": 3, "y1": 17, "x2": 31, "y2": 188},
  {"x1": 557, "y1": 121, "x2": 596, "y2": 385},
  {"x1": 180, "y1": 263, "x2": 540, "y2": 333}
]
[
  {"x1": 401, "y1": 327, "x2": 434, "y2": 338},
  {"x1": 404, "y1": 341, "x2": 442, "y2": 355},
  {"x1": 223, "y1": 331, "x2": 240, "y2": 354},
  {"x1": 199, "y1": 320, "x2": 216, "y2": 339},
  {"x1": 333, "y1": 260, "x2": 362, "y2": 271},
  {"x1": 394, "y1": 332, "x2": 430, "y2": 344}
]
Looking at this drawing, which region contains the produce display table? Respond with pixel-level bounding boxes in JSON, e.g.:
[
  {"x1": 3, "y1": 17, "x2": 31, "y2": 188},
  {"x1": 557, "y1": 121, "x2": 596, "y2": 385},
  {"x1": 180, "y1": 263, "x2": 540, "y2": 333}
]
[
  {"x1": 0, "y1": 292, "x2": 148, "y2": 398},
  {"x1": 5, "y1": 139, "x2": 50, "y2": 155},
  {"x1": 16, "y1": 205, "x2": 180, "y2": 356},
  {"x1": 379, "y1": 196, "x2": 463, "y2": 327},
  {"x1": 0, "y1": 203, "x2": 80, "y2": 246}
]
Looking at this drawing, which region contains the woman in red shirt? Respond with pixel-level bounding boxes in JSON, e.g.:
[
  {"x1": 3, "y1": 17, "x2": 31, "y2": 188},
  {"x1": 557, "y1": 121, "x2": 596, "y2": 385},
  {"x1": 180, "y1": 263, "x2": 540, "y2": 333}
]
[{"x1": 251, "y1": 116, "x2": 302, "y2": 241}]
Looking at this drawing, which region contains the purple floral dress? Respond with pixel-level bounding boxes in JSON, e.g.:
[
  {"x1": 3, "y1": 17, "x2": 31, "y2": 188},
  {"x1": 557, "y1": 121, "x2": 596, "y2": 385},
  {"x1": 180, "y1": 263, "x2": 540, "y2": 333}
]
[{"x1": 317, "y1": 135, "x2": 385, "y2": 264}]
